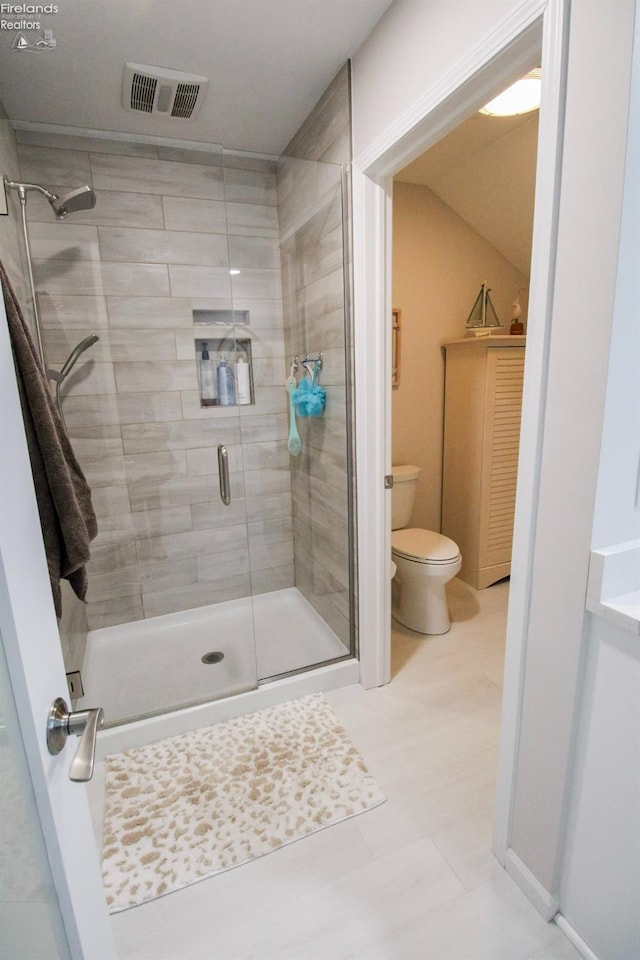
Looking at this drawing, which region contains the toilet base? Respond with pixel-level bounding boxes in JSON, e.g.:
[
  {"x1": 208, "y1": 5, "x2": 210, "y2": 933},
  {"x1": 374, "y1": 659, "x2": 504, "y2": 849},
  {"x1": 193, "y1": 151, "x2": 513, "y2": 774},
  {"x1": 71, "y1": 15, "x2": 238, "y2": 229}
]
[{"x1": 391, "y1": 554, "x2": 461, "y2": 635}]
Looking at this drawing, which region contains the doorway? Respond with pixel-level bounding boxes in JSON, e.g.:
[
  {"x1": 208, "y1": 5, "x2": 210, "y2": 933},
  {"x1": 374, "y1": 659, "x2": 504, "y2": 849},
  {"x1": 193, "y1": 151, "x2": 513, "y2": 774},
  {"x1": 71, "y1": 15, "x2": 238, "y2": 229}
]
[{"x1": 353, "y1": 0, "x2": 569, "y2": 865}]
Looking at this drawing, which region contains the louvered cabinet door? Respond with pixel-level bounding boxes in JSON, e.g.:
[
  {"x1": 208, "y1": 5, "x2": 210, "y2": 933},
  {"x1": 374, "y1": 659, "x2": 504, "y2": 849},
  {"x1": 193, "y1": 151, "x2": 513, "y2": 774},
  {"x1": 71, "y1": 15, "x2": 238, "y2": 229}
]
[
  {"x1": 478, "y1": 347, "x2": 525, "y2": 586},
  {"x1": 442, "y1": 337, "x2": 525, "y2": 590}
]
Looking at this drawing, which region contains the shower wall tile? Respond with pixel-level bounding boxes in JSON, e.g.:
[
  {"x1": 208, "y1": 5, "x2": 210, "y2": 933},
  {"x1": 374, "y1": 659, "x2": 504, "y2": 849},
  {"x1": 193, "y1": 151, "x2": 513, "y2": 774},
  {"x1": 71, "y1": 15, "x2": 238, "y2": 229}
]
[
  {"x1": 139, "y1": 557, "x2": 198, "y2": 593},
  {"x1": 136, "y1": 524, "x2": 248, "y2": 564},
  {"x1": 90, "y1": 154, "x2": 225, "y2": 200},
  {"x1": 82, "y1": 454, "x2": 127, "y2": 488},
  {"x1": 240, "y1": 413, "x2": 287, "y2": 443},
  {"x1": 98, "y1": 227, "x2": 230, "y2": 267},
  {"x1": 106, "y1": 296, "x2": 193, "y2": 329},
  {"x1": 113, "y1": 359, "x2": 196, "y2": 393},
  {"x1": 238, "y1": 387, "x2": 287, "y2": 418},
  {"x1": 86, "y1": 565, "x2": 141, "y2": 604},
  {"x1": 245, "y1": 491, "x2": 292, "y2": 522},
  {"x1": 122, "y1": 418, "x2": 241, "y2": 454},
  {"x1": 141, "y1": 575, "x2": 251, "y2": 619},
  {"x1": 116, "y1": 392, "x2": 183, "y2": 424},
  {"x1": 59, "y1": 362, "x2": 116, "y2": 396},
  {"x1": 226, "y1": 298, "x2": 284, "y2": 326},
  {"x1": 168, "y1": 265, "x2": 232, "y2": 299},
  {"x1": 222, "y1": 152, "x2": 277, "y2": 174},
  {"x1": 87, "y1": 595, "x2": 144, "y2": 631},
  {"x1": 251, "y1": 357, "x2": 287, "y2": 388},
  {"x1": 88, "y1": 539, "x2": 137, "y2": 575},
  {"x1": 250, "y1": 564, "x2": 295, "y2": 596},
  {"x1": 33, "y1": 259, "x2": 169, "y2": 297},
  {"x1": 248, "y1": 538, "x2": 293, "y2": 571},
  {"x1": 191, "y1": 497, "x2": 249, "y2": 530},
  {"x1": 228, "y1": 236, "x2": 281, "y2": 270},
  {"x1": 185, "y1": 443, "x2": 243, "y2": 476},
  {"x1": 37, "y1": 293, "x2": 109, "y2": 329},
  {"x1": 16, "y1": 129, "x2": 160, "y2": 158},
  {"x1": 225, "y1": 202, "x2": 279, "y2": 238},
  {"x1": 124, "y1": 450, "x2": 187, "y2": 483},
  {"x1": 223, "y1": 167, "x2": 277, "y2": 205},
  {"x1": 56, "y1": 189, "x2": 165, "y2": 229},
  {"x1": 62, "y1": 394, "x2": 121, "y2": 429},
  {"x1": 29, "y1": 222, "x2": 101, "y2": 261},
  {"x1": 130, "y1": 505, "x2": 193, "y2": 539},
  {"x1": 157, "y1": 144, "x2": 223, "y2": 166},
  {"x1": 162, "y1": 196, "x2": 228, "y2": 234},
  {"x1": 244, "y1": 467, "x2": 291, "y2": 497},
  {"x1": 230, "y1": 268, "x2": 282, "y2": 301},
  {"x1": 248, "y1": 516, "x2": 294, "y2": 544},
  {"x1": 66, "y1": 425, "x2": 123, "y2": 461},
  {"x1": 242, "y1": 439, "x2": 289, "y2": 470},
  {"x1": 196, "y1": 547, "x2": 251, "y2": 581},
  {"x1": 127, "y1": 473, "x2": 244, "y2": 512},
  {"x1": 45, "y1": 329, "x2": 177, "y2": 363},
  {"x1": 17, "y1": 145, "x2": 92, "y2": 187}
]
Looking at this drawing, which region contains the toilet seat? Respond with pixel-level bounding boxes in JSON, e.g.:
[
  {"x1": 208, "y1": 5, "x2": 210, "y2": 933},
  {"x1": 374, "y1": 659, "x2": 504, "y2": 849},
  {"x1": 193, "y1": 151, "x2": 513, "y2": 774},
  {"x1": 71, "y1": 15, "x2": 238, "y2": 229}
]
[{"x1": 392, "y1": 528, "x2": 460, "y2": 564}]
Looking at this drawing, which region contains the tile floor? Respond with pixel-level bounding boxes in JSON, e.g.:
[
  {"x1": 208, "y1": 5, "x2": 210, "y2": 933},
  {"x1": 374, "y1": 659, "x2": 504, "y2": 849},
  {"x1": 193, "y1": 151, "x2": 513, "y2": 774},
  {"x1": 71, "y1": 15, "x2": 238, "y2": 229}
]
[{"x1": 93, "y1": 577, "x2": 581, "y2": 960}]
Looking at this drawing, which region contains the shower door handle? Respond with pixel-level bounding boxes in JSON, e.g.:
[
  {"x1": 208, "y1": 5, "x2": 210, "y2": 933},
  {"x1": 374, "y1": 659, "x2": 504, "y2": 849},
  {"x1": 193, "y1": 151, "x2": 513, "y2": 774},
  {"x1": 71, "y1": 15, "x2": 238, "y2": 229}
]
[{"x1": 217, "y1": 444, "x2": 231, "y2": 505}]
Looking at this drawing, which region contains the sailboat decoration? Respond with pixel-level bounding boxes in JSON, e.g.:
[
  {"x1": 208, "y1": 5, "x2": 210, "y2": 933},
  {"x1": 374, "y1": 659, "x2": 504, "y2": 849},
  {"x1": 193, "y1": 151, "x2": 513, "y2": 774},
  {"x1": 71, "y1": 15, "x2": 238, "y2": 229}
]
[{"x1": 465, "y1": 282, "x2": 502, "y2": 334}]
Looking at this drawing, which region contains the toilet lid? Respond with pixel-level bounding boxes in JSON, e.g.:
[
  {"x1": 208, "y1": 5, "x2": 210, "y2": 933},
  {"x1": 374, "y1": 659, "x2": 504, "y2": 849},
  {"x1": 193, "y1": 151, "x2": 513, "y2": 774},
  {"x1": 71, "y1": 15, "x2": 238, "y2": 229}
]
[{"x1": 391, "y1": 528, "x2": 460, "y2": 563}]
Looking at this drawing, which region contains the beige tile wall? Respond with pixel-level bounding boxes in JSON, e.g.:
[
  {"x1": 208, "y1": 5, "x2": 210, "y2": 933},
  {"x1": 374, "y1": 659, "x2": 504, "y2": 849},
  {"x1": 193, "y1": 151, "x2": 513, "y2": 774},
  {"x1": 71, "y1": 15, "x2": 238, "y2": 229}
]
[
  {"x1": 19, "y1": 131, "x2": 294, "y2": 631},
  {"x1": 278, "y1": 63, "x2": 354, "y2": 649}
]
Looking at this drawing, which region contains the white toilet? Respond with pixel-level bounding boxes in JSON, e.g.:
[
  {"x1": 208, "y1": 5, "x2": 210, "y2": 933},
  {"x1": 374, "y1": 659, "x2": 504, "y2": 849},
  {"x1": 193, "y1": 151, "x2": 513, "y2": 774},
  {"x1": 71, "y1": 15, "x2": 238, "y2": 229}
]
[{"x1": 391, "y1": 465, "x2": 462, "y2": 634}]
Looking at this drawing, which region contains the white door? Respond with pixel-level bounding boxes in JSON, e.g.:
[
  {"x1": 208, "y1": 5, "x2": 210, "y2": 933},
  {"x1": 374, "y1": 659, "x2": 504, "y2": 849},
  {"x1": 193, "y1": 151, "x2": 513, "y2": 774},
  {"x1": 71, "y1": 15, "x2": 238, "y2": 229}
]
[{"x1": 0, "y1": 296, "x2": 116, "y2": 959}]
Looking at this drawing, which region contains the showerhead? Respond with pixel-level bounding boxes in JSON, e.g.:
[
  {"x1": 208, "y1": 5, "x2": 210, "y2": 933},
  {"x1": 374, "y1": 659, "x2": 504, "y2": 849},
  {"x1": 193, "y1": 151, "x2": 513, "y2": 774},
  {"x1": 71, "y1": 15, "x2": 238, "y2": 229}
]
[
  {"x1": 51, "y1": 185, "x2": 96, "y2": 219},
  {"x1": 4, "y1": 178, "x2": 96, "y2": 219}
]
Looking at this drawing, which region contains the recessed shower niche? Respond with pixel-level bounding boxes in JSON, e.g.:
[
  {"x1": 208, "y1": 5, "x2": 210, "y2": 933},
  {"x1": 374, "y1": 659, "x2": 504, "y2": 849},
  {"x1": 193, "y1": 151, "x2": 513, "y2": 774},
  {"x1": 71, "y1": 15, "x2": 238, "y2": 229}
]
[{"x1": 195, "y1": 336, "x2": 254, "y2": 408}]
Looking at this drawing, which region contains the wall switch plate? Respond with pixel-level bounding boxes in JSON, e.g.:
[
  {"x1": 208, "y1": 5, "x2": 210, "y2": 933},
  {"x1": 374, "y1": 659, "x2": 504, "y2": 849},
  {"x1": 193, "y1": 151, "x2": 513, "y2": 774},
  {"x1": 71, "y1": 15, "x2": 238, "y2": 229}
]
[
  {"x1": 66, "y1": 670, "x2": 84, "y2": 700},
  {"x1": 0, "y1": 178, "x2": 7, "y2": 216}
]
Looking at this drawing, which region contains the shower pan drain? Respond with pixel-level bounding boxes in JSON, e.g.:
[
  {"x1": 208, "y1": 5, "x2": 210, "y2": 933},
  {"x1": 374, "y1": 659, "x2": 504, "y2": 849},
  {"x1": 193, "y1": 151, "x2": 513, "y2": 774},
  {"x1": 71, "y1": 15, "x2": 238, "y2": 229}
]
[{"x1": 201, "y1": 651, "x2": 225, "y2": 664}]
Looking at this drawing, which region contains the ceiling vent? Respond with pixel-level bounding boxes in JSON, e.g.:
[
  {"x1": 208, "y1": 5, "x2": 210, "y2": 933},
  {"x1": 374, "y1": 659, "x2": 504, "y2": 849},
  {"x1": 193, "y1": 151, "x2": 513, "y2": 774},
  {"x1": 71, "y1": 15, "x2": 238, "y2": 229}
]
[{"x1": 122, "y1": 63, "x2": 208, "y2": 120}]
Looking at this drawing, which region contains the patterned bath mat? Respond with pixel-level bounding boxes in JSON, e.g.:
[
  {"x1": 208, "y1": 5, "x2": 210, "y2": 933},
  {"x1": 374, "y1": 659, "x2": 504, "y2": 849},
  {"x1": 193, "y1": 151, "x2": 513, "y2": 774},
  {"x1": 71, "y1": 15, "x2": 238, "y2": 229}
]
[{"x1": 102, "y1": 693, "x2": 385, "y2": 912}]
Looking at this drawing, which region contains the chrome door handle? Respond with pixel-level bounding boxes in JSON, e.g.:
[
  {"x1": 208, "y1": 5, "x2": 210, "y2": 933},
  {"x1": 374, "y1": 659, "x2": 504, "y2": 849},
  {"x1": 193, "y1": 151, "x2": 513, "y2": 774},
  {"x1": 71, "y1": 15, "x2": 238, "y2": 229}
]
[
  {"x1": 217, "y1": 444, "x2": 231, "y2": 505},
  {"x1": 46, "y1": 697, "x2": 104, "y2": 782}
]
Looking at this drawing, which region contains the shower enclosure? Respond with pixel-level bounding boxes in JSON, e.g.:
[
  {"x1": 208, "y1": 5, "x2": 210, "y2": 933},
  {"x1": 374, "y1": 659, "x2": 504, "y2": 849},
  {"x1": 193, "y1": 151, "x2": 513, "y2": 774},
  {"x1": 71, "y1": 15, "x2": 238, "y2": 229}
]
[{"x1": 16, "y1": 127, "x2": 356, "y2": 731}]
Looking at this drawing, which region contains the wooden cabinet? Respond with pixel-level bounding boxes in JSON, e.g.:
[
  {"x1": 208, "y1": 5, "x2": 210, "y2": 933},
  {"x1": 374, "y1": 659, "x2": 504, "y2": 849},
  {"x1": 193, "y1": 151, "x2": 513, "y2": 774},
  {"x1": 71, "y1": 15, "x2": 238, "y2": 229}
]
[{"x1": 441, "y1": 336, "x2": 525, "y2": 589}]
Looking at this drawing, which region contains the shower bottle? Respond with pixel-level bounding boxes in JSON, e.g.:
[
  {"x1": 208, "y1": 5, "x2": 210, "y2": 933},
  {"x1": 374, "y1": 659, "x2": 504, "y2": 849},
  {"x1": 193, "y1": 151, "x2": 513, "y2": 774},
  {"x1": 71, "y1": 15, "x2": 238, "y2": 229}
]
[
  {"x1": 199, "y1": 342, "x2": 216, "y2": 406},
  {"x1": 216, "y1": 356, "x2": 235, "y2": 405}
]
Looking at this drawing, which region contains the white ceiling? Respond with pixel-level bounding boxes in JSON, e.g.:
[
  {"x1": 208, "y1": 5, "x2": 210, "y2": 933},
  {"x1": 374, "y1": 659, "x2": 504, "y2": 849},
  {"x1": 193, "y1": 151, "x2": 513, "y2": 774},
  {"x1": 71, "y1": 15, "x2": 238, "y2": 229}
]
[
  {"x1": 0, "y1": 0, "x2": 394, "y2": 155},
  {"x1": 396, "y1": 112, "x2": 539, "y2": 276}
]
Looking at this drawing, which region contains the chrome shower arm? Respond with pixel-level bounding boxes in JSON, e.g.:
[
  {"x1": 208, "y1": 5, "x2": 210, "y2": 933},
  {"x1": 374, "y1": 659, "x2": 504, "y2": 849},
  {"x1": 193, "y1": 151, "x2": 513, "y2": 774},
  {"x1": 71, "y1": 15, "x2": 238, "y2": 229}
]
[{"x1": 4, "y1": 178, "x2": 58, "y2": 204}]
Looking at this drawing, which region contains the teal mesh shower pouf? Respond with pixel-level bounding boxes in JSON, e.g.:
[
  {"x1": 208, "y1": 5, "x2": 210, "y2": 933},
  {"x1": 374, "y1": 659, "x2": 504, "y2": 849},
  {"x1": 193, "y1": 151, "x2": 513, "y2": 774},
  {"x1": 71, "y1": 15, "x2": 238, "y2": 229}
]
[{"x1": 292, "y1": 377, "x2": 326, "y2": 417}]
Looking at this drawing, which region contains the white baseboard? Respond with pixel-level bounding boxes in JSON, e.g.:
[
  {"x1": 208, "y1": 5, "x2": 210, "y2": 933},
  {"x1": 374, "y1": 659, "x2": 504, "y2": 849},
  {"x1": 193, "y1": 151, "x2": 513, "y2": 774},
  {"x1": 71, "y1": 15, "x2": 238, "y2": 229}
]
[
  {"x1": 555, "y1": 913, "x2": 602, "y2": 960},
  {"x1": 504, "y1": 848, "x2": 560, "y2": 921}
]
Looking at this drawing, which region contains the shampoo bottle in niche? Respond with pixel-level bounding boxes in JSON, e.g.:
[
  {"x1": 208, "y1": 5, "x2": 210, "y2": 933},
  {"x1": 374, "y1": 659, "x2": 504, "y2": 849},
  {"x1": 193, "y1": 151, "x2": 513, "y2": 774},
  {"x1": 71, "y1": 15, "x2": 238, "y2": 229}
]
[
  {"x1": 199, "y1": 342, "x2": 216, "y2": 406},
  {"x1": 235, "y1": 355, "x2": 251, "y2": 404},
  {"x1": 216, "y1": 356, "x2": 235, "y2": 405}
]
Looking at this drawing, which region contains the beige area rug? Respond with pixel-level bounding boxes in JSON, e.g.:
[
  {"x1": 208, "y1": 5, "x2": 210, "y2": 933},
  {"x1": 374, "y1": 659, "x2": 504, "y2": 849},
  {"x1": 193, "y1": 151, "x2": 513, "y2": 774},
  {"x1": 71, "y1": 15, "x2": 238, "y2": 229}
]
[{"x1": 102, "y1": 693, "x2": 386, "y2": 912}]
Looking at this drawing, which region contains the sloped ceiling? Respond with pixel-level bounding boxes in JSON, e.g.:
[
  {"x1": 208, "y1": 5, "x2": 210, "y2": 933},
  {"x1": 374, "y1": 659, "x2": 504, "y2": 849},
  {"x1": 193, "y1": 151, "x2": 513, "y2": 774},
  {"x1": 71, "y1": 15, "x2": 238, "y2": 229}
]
[
  {"x1": 0, "y1": 0, "x2": 393, "y2": 155},
  {"x1": 396, "y1": 112, "x2": 539, "y2": 276}
]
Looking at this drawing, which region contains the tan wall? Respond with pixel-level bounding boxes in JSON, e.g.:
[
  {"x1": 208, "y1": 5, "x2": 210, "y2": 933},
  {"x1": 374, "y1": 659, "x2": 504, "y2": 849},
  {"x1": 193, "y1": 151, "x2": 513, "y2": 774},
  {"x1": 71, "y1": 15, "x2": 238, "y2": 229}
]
[{"x1": 392, "y1": 181, "x2": 528, "y2": 532}]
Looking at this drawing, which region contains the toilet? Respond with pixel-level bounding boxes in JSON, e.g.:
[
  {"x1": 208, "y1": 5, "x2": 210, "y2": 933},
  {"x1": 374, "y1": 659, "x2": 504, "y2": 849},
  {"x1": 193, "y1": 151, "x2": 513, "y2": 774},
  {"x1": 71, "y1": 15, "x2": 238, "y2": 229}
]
[{"x1": 391, "y1": 465, "x2": 462, "y2": 634}]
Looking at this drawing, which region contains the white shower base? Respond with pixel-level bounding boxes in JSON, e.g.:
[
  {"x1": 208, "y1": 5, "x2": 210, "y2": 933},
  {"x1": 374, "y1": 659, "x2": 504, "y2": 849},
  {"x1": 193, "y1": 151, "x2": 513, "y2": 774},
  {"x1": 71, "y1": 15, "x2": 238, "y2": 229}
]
[{"x1": 78, "y1": 587, "x2": 351, "y2": 733}]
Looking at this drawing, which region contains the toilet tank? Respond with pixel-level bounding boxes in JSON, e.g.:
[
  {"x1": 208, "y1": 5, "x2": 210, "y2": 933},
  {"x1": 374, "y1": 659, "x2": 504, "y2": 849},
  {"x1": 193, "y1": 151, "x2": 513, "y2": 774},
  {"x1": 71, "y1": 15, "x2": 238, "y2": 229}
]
[{"x1": 391, "y1": 464, "x2": 421, "y2": 529}]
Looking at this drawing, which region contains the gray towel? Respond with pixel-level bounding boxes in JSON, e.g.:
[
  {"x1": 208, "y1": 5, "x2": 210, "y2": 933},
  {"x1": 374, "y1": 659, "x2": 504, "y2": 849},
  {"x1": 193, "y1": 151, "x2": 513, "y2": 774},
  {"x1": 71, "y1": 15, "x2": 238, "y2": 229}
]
[{"x1": 1, "y1": 260, "x2": 97, "y2": 619}]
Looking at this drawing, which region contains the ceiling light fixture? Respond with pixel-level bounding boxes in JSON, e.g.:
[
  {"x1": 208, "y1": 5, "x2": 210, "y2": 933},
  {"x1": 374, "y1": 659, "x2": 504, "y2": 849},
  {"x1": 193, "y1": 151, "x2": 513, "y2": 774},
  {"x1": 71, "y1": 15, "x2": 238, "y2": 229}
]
[{"x1": 479, "y1": 68, "x2": 541, "y2": 117}]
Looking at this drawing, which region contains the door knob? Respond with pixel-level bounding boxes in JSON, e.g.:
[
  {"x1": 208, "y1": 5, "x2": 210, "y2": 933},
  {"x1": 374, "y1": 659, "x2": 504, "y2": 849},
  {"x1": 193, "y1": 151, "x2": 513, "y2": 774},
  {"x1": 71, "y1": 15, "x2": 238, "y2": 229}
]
[{"x1": 46, "y1": 697, "x2": 104, "y2": 782}]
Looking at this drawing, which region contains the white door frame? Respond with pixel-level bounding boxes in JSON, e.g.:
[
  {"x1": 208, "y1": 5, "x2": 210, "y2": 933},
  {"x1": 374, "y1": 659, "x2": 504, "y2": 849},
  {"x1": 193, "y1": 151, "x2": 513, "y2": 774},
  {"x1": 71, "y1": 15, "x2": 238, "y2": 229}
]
[
  {"x1": 0, "y1": 294, "x2": 116, "y2": 959},
  {"x1": 353, "y1": 0, "x2": 569, "y2": 864}
]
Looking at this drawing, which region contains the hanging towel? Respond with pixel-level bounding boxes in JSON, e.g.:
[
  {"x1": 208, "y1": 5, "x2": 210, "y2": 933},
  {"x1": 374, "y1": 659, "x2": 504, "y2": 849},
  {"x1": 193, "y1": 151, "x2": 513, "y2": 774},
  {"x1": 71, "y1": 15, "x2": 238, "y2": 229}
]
[{"x1": 0, "y1": 261, "x2": 97, "y2": 619}]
